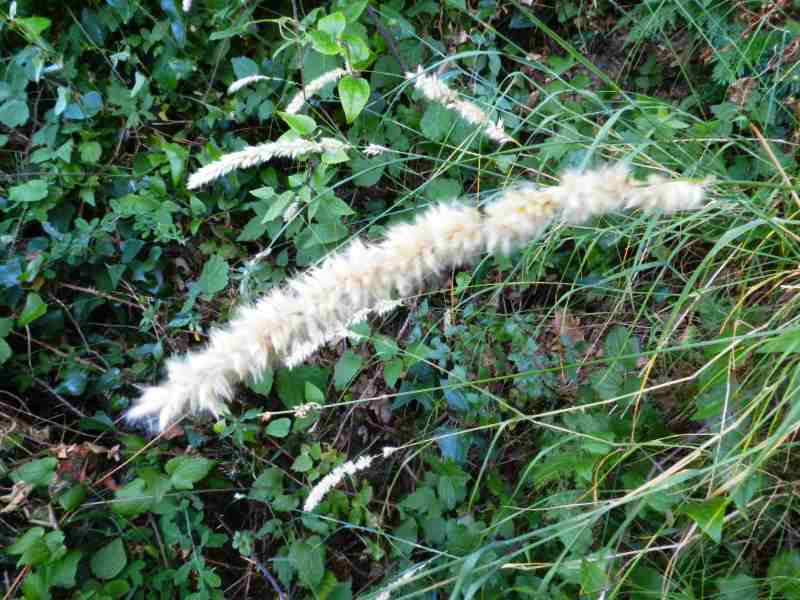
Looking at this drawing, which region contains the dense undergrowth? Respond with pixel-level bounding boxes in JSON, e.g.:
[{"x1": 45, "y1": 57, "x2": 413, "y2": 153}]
[{"x1": 2, "y1": 0, "x2": 800, "y2": 598}]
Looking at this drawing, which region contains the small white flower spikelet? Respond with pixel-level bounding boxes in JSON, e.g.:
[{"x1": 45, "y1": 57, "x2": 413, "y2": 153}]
[
  {"x1": 373, "y1": 563, "x2": 426, "y2": 600},
  {"x1": 304, "y1": 447, "x2": 398, "y2": 512},
  {"x1": 182, "y1": 0, "x2": 191, "y2": 11},
  {"x1": 228, "y1": 75, "x2": 272, "y2": 94},
  {"x1": 186, "y1": 137, "x2": 349, "y2": 190},
  {"x1": 406, "y1": 66, "x2": 513, "y2": 145},
  {"x1": 285, "y1": 68, "x2": 348, "y2": 114},
  {"x1": 126, "y1": 165, "x2": 708, "y2": 431}
]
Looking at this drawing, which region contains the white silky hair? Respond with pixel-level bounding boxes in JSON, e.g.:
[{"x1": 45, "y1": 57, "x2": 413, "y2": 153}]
[{"x1": 125, "y1": 165, "x2": 709, "y2": 432}]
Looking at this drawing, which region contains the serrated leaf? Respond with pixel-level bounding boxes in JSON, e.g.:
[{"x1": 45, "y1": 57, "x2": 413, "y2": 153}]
[
  {"x1": 90, "y1": 539, "x2": 127, "y2": 580},
  {"x1": 289, "y1": 538, "x2": 325, "y2": 587},
  {"x1": 165, "y1": 457, "x2": 215, "y2": 490},
  {"x1": 48, "y1": 549, "x2": 82, "y2": 588},
  {"x1": 9, "y1": 180, "x2": 48, "y2": 203},
  {"x1": 265, "y1": 418, "x2": 291, "y2": 438},
  {"x1": 420, "y1": 103, "x2": 455, "y2": 141},
  {"x1": 279, "y1": 112, "x2": 317, "y2": 135},
  {"x1": 197, "y1": 254, "x2": 229, "y2": 296},
  {"x1": 682, "y1": 497, "x2": 729, "y2": 543},
  {"x1": 338, "y1": 76, "x2": 369, "y2": 123}
]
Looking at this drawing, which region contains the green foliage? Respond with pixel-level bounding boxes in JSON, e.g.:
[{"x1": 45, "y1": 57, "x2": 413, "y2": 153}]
[{"x1": 2, "y1": 0, "x2": 800, "y2": 599}]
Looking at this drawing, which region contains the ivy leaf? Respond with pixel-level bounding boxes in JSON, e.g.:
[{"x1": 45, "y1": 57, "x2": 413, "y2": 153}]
[
  {"x1": 90, "y1": 539, "x2": 127, "y2": 580},
  {"x1": 197, "y1": 254, "x2": 229, "y2": 296},
  {"x1": 338, "y1": 76, "x2": 369, "y2": 123},
  {"x1": 682, "y1": 497, "x2": 729, "y2": 543}
]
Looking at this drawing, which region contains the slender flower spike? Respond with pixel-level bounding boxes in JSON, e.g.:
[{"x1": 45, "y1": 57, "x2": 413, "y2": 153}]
[
  {"x1": 304, "y1": 447, "x2": 398, "y2": 512},
  {"x1": 406, "y1": 65, "x2": 514, "y2": 145},
  {"x1": 186, "y1": 137, "x2": 349, "y2": 190},
  {"x1": 228, "y1": 75, "x2": 272, "y2": 94},
  {"x1": 284, "y1": 68, "x2": 348, "y2": 114},
  {"x1": 126, "y1": 165, "x2": 708, "y2": 431}
]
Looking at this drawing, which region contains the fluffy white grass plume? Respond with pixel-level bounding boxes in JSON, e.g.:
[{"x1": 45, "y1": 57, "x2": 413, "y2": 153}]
[
  {"x1": 182, "y1": 0, "x2": 191, "y2": 11},
  {"x1": 227, "y1": 75, "x2": 272, "y2": 94},
  {"x1": 304, "y1": 447, "x2": 398, "y2": 512},
  {"x1": 285, "y1": 68, "x2": 348, "y2": 114},
  {"x1": 406, "y1": 65, "x2": 513, "y2": 145},
  {"x1": 186, "y1": 137, "x2": 349, "y2": 190},
  {"x1": 126, "y1": 165, "x2": 708, "y2": 431}
]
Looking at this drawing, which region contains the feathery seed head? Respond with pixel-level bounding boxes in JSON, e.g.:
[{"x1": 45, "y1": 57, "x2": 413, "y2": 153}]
[
  {"x1": 285, "y1": 67, "x2": 348, "y2": 114},
  {"x1": 227, "y1": 75, "x2": 272, "y2": 94}
]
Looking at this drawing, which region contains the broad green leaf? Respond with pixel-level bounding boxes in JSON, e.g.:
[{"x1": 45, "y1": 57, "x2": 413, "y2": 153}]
[
  {"x1": 0, "y1": 317, "x2": 13, "y2": 337},
  {"x1": 10, "y1": 457, "x2": 56, "y2": 487},
  {"x1": 232, "y1": 56, "x2": 259, "y2": 79},
  {"x1": 9, "y1": 180, "x2": 48, "y2": 203},
  {"x1": 6, "y1": 528, "x2": 45, "y2": 557},
  {"x1": 165, "y1": 456, "x2": 215, "y2": 490},
  {"x1": 682, "y1": 497, "x2": 729, "y2": 543},
  {"x1": 112, "y1": 479, "x2": 152, "y2": 517},
  {"x1": 420, "y1": 103, "x2": 455, "y2": 141},
  {"x1": 48, "y1": 549, "x2": 82, "y2": 588},
  {"x1": 383, "y1": 358, "x2": 403, "y2": 388},
  {"x1": 291, "y1": 453, "x2": 313, "y2": 472},
  {"x1": 334, "y1": 351, "x2": 363, "y2": 390},
  {"x1": 0, "y1": 339, "x2": 10, "y2": 364},
  {"x1": 309, "y1": 30, "x2": 340, "y2": 55},
  {"x1": 17, "y1": 16, "x2": 52, "y2": 37},
  {"x1": 265, "y1": 418, "x2": 291, "y2": 438},
  {"x1": 317, "y1": 12, "x2": 346, "y2": 38},
  {"x1": 79, "y1": 141, "x2": 102, "y2": 163},
  {"x1": 278, "y1": 112, "x2": 317, "y2": 135},
  {"x1": 91, "y1": 539, "x2": 127, "y2": 580},
  {"x1": 339, "y1": 33, "x2": 370, "y2": 64},
  {"x1": 247, "y1": 368, "x2": 274, "y2": 396},
  {"x1": 197, "y1": 254, "x2": 229, "y2": 296},
  {"x1": 338, "y1": 76, "x2": 369, "y2": 123},
  {"x1": 339, "y1": 0, "x2": 368, "y2": 21},
  {"x1": 58, "y1": 484, "x2": 88, "y2": 512},
  {"x1": 305, "y1": 382, "x2": 325, "y2": 404},
  {"x1": 289, "y1": 538, "x2": 325, "y2": 587},
  {"x1": 0, "y1": 99, "x2": 29, "y2": 128},
  {"x1": 249, "y1": 467, "x2": 284, "y2": 502}
]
